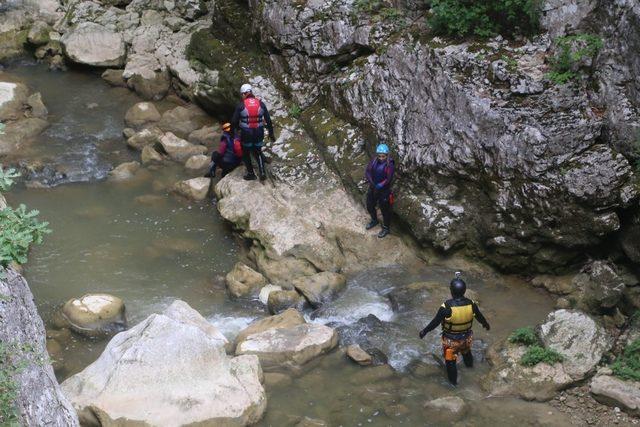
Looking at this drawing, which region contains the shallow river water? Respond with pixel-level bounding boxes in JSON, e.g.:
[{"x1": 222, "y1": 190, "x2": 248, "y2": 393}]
[{"x1": 3, "y1": 60, "x2": 575, "y2": 426}]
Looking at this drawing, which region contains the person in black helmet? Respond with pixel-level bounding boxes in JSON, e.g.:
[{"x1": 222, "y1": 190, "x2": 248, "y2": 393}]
[{"x1": 418, "y1": 272, "x2": 490, "y2": 386}]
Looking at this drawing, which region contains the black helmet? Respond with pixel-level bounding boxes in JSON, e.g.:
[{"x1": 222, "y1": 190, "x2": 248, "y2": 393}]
[{"x1": 450, "y1": 272, "x2": 466, "y2": 298}]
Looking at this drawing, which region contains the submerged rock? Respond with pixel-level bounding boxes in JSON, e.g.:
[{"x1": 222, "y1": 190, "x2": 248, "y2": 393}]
[
  {"x1": 424, "y1": 396, "x2": 467, "y2": 420},
  {"x1": 172, "y1": 177, "x2": 211, "y2": 201},
  {"x1": 61, "y1": 300, "x2": 266, "y2": 426},
  {"x1": 590, "y1": 374, "x2": 640, "y2": 416},
  {"x1": 61, "y1": 22, "x2": 126, "y2": 67},
  {"x1": 346, "y1": 344, "x2": 373, "y2": 366},
  {"x1": 236, "y1": 323, "x2": 338, "y2": 370},
  {"x1": 226, "y1": 262, "x2": 268, "y2": 298},
  {"x1": 124, "y1": 101, "x2": 161, "y2": 129},
  {"x1": 141, "y1": 144, "x2": 165, "y2": 165},
  {"x1": 101, "y1": 69, "x2": 127, "y2": 87},
  {"x1": 60, "y1": 293, "x2": 126, "y2": 337},
  {"x1": 107, "y1": 161, "x2": 140, "y2": 182},
  {"x1": 293, "y1": 271, "x2": 346, "y2": 308}
]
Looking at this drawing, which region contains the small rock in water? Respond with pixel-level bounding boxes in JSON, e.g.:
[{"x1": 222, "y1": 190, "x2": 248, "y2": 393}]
[
  {"x1": 60, "y1": 293, "x2": 126, "y2": 337},
  {"x1": 259, "y1": 284, "x2": 283, "y2": 305},
  {"x1": 86, "y1": 102, "x2": 98, "y2": 109},
  {"x1": 226, "y1": 263, "x2": 268, "y2": 298},
  {"x1": 346, "y1": 344, "x2": 373, "y2": 366}
]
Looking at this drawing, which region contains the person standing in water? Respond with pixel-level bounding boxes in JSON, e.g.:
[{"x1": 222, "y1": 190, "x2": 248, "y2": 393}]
[
  {"x1": 418, "y1": 272, "x2": 490, "y2": 386},
  {"x1": 365, "y1": 143, "x2": 395, "y2": 238},
  {"x1": 231, "y1": 83, "x2": 275, "y2": 181}
]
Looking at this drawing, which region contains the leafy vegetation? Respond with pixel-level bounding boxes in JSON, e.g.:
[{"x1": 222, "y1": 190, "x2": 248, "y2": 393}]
[
  {"x1": 546, "y1": 34, "x2": 603, "y2": 85},
  {"x1": 429, "y1": 0, "x2": 541, "y2": 39},
  {"x1": 288, "y1": 104, "x2": 302, "y2": 119},
  {"x1": 509, "y1": 326, "x2": 564, "y2": 366},
  {"x1": 520, "y1": 345, "x2": 564, "y2": 366},
  {"x1": 0, "y1": 168, "x2": 50, "y2": 270},
  {"x1": 611, "y1": 339, "x2": 640, "y2": 382},
  {"x1": 0, "y1": 168, "x2": 20, "y2": 192},
  {"x1": 508, "y1": 326, "x2": 538, "y2": 346}
]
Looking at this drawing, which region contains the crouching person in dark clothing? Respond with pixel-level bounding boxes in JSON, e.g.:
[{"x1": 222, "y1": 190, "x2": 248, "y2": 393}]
[
  {"x1": 365, "y1": 143, "x2": 395, "y2": 238},
  {"x1": 205, "y1": 122, "x2": 242, "y2": 178}
]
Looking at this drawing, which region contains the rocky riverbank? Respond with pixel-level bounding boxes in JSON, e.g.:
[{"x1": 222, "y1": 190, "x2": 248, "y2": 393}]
[{"x1": 2, "y1": 0, "x2": 640, "y2": 425}]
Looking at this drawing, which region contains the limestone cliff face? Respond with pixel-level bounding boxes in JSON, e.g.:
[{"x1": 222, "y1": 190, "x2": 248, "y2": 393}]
[
  {"x1": 249, "y1": 0, "x2": 640, "y2": 272},
  {"x1": 0, "y1": 269, "x2": 79, "y2": 426}
]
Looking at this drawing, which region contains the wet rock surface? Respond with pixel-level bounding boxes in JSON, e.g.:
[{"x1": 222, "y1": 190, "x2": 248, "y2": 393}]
[{"x1": 62, "y1": 300, "x2": 266, "y2": 426}]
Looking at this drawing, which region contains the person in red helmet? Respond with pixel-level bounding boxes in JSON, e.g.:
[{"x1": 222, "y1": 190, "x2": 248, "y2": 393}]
[{"x1": 231, "y1": 83, "x2": 275, "y2": 181}]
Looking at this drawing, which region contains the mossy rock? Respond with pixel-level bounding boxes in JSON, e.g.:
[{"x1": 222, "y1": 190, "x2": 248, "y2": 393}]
[{"x1": 0, "y1": 29, "x2": 28, "y2": 61}]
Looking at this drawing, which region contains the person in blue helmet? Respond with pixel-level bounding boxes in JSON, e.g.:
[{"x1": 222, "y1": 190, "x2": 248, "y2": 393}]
[{"x1": 365, "y1": 143, "x2": 395, "y2": 238}]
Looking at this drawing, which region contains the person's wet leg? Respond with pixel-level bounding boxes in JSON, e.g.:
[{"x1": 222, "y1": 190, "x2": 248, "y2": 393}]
[
  {"x1": 445, "y1": 361, "x2": 458, "y2": 386},
  {"x1": 462, "y1": 351, "x2": 474, "y2": 367},
  {"x1": 365, "y1": 188, "x2": 379, "y2": 229}
]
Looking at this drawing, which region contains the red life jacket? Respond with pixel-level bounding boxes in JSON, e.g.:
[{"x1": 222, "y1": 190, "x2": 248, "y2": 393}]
[{"x1": 240, "y1": 97, "x2": 264, "y2": 130}]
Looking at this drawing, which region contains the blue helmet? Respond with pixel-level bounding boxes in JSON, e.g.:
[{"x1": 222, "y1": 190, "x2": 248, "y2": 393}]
[{"x1": 376, "y1": 144, "x2": 389, "y2": 154}]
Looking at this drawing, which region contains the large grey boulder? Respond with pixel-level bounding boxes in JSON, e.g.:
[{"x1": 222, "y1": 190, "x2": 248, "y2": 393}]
[
  {"x1": 236, "y1": 323, "x2": 338, "y2": 370},
  {"x1": 61, "y1": 300, "x2": 266, "y2": 426},
  {"x1": 591, "y1": 374, "x2": 640, "y2": 416},
  {"x1": 61, "y1": 22, "x2": 126, "y2": 67},
  {"x1": 539, "y1": 309, "x2": 614, "y2": 380},
  {"x1": 572, "y1": 261, "x2": 626, "y2": 313},
  {"x1": 126, "y1": 127, "x2": 163, "y2": 150},
  {"x1": 158, "y1": 105, "x2": 211, "y2": 139},
  {"x1": 484, "y1": 309, "x2": 613, "y2": 401},
  {"x1": 0, "y1": 269, "x2": 79, "y2": 426},
  {"x1": 123, "y1": 54, "x2": 170, "y2": 101}
]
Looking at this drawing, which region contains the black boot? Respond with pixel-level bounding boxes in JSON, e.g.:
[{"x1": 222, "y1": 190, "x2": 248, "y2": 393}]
[
  {"x1": 204, "y1": 163, "x2": 215, "y2": 178},
  {"x1": 445, "y1": 361, "x2": 457, "y2": 386},
  {"x1": 366, "y1": 219, "x2": 379, "y2": 230},
  {"x1": 257, "y1": 153, "x2": 267, "y2": 181},
  {"x1": 243, "y1": 172, "x2": 257, "y2": 181},
  {"x1": 462, "y1": 351, "x2": 473, "y2": 367},
  {"x1": 377, "y1": 226, "x2": 390, "y2": 238},
  {"x1": 242, "y1": 150, "x2": 256, "y2": 180}
]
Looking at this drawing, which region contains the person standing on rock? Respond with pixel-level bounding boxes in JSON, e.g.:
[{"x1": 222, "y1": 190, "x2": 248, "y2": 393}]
[
  {"x1": 231, "y1": 84, "x2": 275, "y2": 181},
  {"x1": 365, "y1": 143, "x2": 395, "y2": 238},
  {"x1": 205, "y1": 122, "x2": 242, "y2": 178},
  {"x1": 418, "y1": 272, "x2": 490, "y2": 386}
]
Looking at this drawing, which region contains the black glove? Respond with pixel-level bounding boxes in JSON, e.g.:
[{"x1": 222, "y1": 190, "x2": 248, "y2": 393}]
[
  {"x1": 484, "y1": 324, "x2": 491, "y2": 331},
  {"x1": 419, "y1": 329, "x2": 427, "y2": 339}
]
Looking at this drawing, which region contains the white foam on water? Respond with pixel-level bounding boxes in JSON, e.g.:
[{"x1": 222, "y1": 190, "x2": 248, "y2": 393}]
[
  {"x1": 307, "y1": 286, "x2": 394, "y2": 326},
  {"x1": 208, "y1": 314, "x2": 257, "y2": 341}
]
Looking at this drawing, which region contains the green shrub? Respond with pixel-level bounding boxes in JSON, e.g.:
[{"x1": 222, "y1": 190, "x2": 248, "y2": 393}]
[
  {"x1": 429, "y1": 0, "x2": 541, "y2": 39},
  {"x1": 520, "y1": 345, "x2": 564, "y2": 366},
  {"x1": 547, "y1": 34, "x2": 603, "y2": 85},
  {"x1": 612, "y1": 339, "x2": 640, "y2": 382},
  {"x1": 508, "y1": 326, "x2": 538, "y2": 346},
  {"x1": 0, "y1": 204, "x2": 50, "y2": 268}
]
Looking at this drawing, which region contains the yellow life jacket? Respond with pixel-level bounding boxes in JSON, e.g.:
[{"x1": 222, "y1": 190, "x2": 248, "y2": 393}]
[{"x1": 441, "y1": 301, "x2": 474, "y2": 334}]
